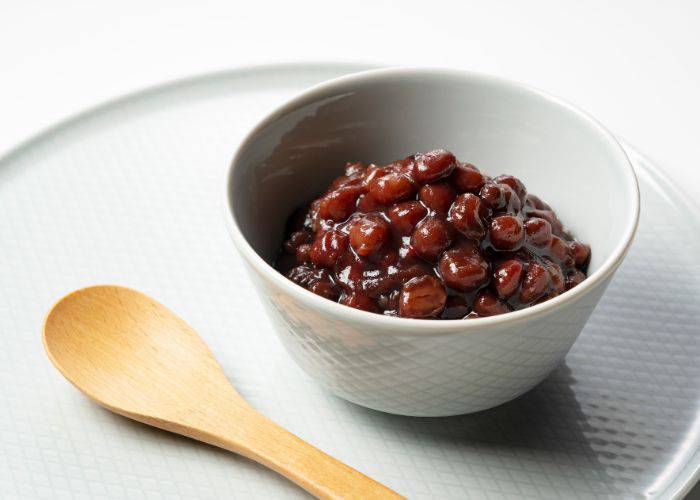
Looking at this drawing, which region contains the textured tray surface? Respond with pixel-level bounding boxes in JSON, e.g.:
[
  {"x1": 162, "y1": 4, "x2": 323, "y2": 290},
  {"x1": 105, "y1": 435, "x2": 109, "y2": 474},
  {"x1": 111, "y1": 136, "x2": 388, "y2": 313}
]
[{"x1": 0, "y1": 64, "x2": 698, "y2": 499}]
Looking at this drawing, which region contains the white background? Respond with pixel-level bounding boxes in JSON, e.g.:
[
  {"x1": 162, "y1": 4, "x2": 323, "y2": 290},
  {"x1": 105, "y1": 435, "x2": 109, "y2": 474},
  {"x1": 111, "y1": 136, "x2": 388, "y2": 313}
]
[{"x1": 1, "y1": 1, "x2": 698, "y2": 498}]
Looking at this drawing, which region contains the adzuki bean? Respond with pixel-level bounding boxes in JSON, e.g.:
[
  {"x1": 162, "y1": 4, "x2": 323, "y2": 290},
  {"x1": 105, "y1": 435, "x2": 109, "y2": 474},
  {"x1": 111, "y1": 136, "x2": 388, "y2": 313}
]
[{"x1": 277, "y1": 150, "x2": 590, "y2": 318}]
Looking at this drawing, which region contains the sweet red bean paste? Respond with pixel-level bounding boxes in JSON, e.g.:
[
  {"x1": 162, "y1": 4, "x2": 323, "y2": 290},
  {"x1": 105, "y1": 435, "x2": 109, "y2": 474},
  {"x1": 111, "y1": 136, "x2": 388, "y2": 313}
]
[{"x1": 276, "y1": 150, "x2": 590, "y2": 319}]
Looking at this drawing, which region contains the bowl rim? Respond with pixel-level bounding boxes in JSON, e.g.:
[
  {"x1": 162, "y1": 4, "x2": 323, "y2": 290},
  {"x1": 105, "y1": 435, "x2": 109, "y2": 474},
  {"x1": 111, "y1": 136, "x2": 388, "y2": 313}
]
[{"x1": 223, "y1": 66, "x2": 640, "y2": 335}]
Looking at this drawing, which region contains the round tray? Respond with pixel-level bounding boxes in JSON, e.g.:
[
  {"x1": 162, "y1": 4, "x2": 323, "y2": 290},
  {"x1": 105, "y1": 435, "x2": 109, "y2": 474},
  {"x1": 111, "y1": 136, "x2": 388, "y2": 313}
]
[{"x1": 1, "y1": 63, "x2": 698, "y2": 499}]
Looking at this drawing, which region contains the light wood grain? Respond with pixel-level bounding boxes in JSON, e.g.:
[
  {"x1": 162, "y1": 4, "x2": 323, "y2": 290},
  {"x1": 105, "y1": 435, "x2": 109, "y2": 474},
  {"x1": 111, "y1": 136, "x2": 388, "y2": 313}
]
[{"x1": 43, "y1": 285, "x2": 403, "y2": 499}]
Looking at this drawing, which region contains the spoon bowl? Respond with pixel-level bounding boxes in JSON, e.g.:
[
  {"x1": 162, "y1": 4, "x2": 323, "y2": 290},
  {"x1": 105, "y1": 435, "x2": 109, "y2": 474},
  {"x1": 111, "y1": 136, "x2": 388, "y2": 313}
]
[
  {"x1": 43, "y1": 285, "x2": 401, "y2": 499},
  {"x1": 44, "y1": 286, "x2": 238, "y2": 424}
]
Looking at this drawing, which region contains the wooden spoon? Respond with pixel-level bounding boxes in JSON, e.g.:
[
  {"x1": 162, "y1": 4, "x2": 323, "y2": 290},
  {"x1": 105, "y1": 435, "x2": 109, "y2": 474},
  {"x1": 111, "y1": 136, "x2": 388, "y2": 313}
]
[{"x1": 43, "y1": 285, "x2": 402, "y2": 499}]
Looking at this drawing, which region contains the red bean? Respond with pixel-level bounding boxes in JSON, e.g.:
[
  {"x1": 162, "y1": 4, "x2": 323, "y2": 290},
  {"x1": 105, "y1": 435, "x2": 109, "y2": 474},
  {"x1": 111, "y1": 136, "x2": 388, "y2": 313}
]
[
  {"x1": 480, "y1": 182, "x2": 521, "y2": 213},
  {"x1": 494, "y1": 175, "x2": 526, "y2": 202},
  {"x1": 565, "y1": 270, "x2": 586, "y2": 290},
  {"x1": 451, "y1": 163, "x2": 484, "y2": 193},
  {"x1": 393, "y1": 156, "x2": 415, "y2": 175},
  {"x1": 473, "y1": 289, "x2": 509, "y2": 316},
  {"x1": 369, "y1": 172, "x2": 415, "y2": 205},
  {"x1": 527, "y1": 208, "x2": 555, "y2": 223},
  {"x1": 480, "y1": 183, "x2": 502, "y2": 209},
  {"x1": 408, "y1": 149, "x2": 456, "y2": 183},
  {"x1": 390, "y1": 260, "x2": 434, "y2": 284},
  {"x1": 549, "y1": 236, "x2": 571, "y2": 264},
  {"x1": 344, "y1": 161, "x2": 366, "y2": 177},
  {"x1": 411, "y1": 216, "x2": 454, "y2": 261},
  {"x1": 287, "y1": 265, "x2": 316, "y2": 287},
  {"x1": 361, "y1": 164, "x2": 391, "y2": 188},
  {"x1": 340, "y1": 292, "x2": 380, "y2": 313},
  {"x1": 562, "y1": 254, "x2": 575, "y2": 269},
  {"x1": 359, "y1": 263, "x2": 395, "y2": 296},
  {"x1": 524, "y1": 217, "x2": 552, "y2": 248},
  {"x1": 348, "y1": 214, "x2": 390, "y2": 257},
  {"x1": 356, "y1": 193, "x2": 384, "y2": 212},
  {"x1": 283, "y1": 230, "x2": 312, "y2": 253},
  {"x1": 438, "y1": 243, "x2": 490, "y2": 292},
  {"x1": 317, "y1": 186, "x2": 362, "y2": 221},
  {"x1": 489, "y1": 215, "x2": 525, "y2": 251},
  {"x1": 374, "y1": 247, "x2": 399, "y2": 268},
  {"x1": 330, "y1": 174, "x2": 364, "y2": 191},
  {"x1": 442, "y1": 295, "x2": 470, "y2": 319},
  {"x1": 399, "y1": 275, "x2": 447, "y2": 318},
  {"x1": 309, "y1": 230, "x2": 348, "y2": 268},
  {"x1": 534, "y1": 291, "x2": 559, "y2": 305},
  {"x1": 333, "y1": 251, "x2": 365, "y2": 291},
  {"x1": 519, "y1": 261, "x2": 551, "y2": 303},
  {"x1": 528, "y1": 208, "x2": 564, "y2": 235},
  {"x1": 493, "y1": 259, "x2": 523, "y2": 299},
  {"x1": 419, "y1": 183, "x2": 456, "y2": 213},
  {"x1": 309, "y1": 279, "x2": 341, "y2": 300},
  {"x1": 397, "y1": 240, "x2": 420, "y2": 261},
  {"x1": 570, "y1": 241, "x2": 591, "y2": 268},
  {"x1": 544, "y1": 259, "x2": 565, "y2": 293},
  {"x1": 526, "y1": 193, "x2": 550, "y2": 210},
  {"x1": 448, "y1": 192, "x2": 487, "y2": 239},
  {"x1": 377, "y1": 290, "x2": 400, "y2": 313},
  {"x1": 287, "y1": 266, "x2": 340, "y2": 300},
  {"x1": 296, "y1": 243, "x2": 311, "y2": 264},
  {"x1": 387, "y1": 201, "x2": 428, "y2": 235}
]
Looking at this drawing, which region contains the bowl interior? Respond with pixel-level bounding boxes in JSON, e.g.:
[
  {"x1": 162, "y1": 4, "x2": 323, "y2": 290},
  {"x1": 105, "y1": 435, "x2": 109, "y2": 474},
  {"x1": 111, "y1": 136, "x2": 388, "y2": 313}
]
[{"x1": 229, "y1": 70, "x2": 637, "y2": 276}]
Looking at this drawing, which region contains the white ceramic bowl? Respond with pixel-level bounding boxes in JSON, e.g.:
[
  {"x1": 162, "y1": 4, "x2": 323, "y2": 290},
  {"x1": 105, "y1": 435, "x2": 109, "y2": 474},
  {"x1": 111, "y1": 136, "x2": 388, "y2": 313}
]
[{"x1": 224, "y1": 68, "x2": 640, "y2": 417}]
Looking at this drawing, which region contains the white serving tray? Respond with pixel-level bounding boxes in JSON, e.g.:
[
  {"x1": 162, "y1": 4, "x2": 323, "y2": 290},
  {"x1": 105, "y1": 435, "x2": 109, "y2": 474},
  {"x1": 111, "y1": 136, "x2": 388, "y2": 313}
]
[{"x1": 0, "y1": 63, "x2": 698, "y2": 499}]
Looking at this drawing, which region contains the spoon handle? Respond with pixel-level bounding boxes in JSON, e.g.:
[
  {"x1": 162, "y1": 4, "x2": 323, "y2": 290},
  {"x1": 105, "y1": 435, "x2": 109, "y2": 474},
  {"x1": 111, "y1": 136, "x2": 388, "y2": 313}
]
[{"x1": 193, "y1": 407, "x2": 403, "y2": 499}]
